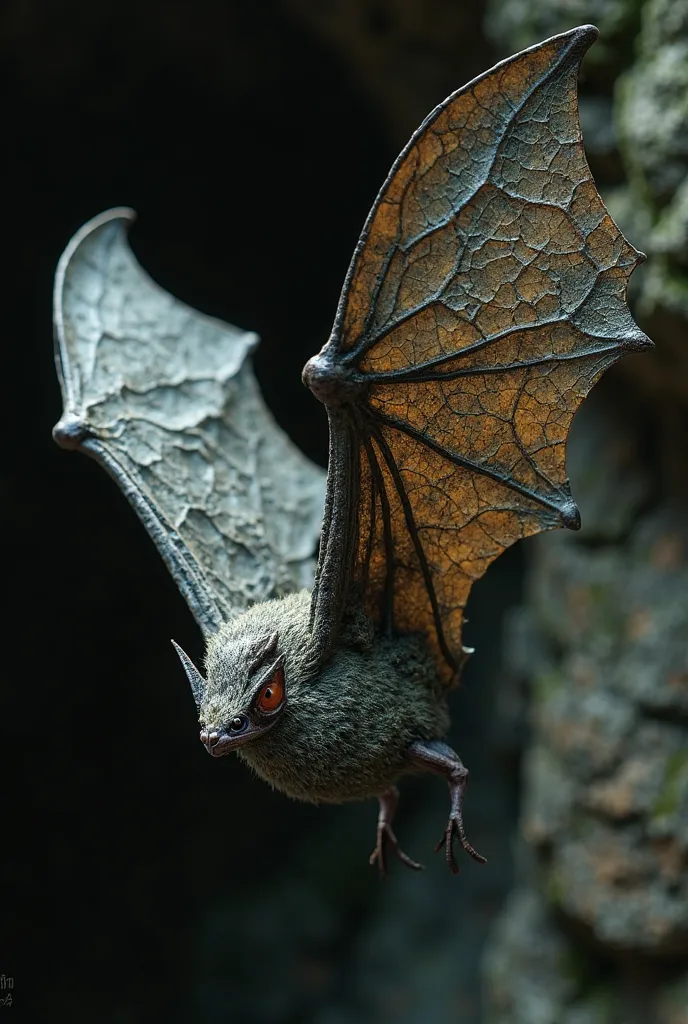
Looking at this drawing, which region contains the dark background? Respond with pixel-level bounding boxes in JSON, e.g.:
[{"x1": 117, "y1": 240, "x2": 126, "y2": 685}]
[
  {"x1": 3, "y1": 2, "x2": 683, "y2": 1022},
  {"x1": 0, "y1": 3, "x2": 507, "y2": 1019}
]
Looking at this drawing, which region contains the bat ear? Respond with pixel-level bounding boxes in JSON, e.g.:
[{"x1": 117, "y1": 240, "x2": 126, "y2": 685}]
[{"x1": 171, "y1": 640, "x2": 206, "y2": 709}]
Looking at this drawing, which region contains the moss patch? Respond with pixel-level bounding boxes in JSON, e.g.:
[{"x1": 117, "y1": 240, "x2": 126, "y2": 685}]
[{"x1": 652, "y1": 749, "x2": 688, "y2": 818}]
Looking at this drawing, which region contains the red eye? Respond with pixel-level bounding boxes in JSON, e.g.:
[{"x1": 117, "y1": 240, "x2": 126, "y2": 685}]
[{"x1": 257, "y1": 666, "x2": 285, "y2": 713}]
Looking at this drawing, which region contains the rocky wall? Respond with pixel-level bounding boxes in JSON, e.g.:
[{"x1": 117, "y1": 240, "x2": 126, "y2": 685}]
[{"x1": 483, "y1": 2, "x2": 688, "y2": 1020}]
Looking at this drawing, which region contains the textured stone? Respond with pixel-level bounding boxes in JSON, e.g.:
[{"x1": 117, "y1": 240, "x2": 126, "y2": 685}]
[
  {"x1": 614, "y1": 0, "x2": 688, "y2": 399},
  {"x1": 482, "y1": 57, "x2": 688, "y2": 974},
  {"x1": 524, "y1": 500, "x2": 688, "y2": 954},
  {"x1": 486, "y1": 886, "x2": 688, "y2": 1024},
  {"x1": 617, "y1": 0, "x2": 688, "y2": 206},
  {"x1": 483, "y1": 888, "x2": 619, "y2": 1024},
  {"x1": 482, "y1": 0, "x2": 688, "y2": 1013}
]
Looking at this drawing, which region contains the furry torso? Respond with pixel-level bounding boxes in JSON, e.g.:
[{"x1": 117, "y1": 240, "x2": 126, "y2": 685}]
[
  {"x1": 239, "y1": 629, "x2": 450, "y2": 803},
  {"x1": 204, "y1": 591, "x2": 450, "y2": 804}
]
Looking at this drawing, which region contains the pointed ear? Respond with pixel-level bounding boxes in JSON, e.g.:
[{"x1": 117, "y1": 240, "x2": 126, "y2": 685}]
[{"x1": 171, "y1": 640, "x2": 206, "y2": 708}]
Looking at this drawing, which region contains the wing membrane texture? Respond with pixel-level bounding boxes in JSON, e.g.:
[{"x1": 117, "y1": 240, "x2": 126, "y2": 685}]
[{"x1": 310, "y1": 27, "x2": 650, "y2": 681}]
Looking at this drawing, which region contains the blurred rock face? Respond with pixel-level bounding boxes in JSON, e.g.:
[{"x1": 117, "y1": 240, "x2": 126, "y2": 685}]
[
  {"x1": 483, "y1": 1, "x2": 688, "y2": 1020},
  {"x1": 522, "y1": 446, "x2": 688, "y2": 953}
]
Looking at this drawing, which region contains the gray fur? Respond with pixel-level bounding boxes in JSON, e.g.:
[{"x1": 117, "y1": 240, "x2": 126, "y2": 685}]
[{"x1": 202, "y1": 590, "x2": 450, "y2": 803}]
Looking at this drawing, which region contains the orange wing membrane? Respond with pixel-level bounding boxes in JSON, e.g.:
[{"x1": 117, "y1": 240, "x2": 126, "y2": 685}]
[{"x1": 305, "y1": 26, "x2": 651, "y2": 683}]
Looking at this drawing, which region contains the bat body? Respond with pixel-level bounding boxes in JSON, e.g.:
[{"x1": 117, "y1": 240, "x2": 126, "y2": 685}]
[
  {"x1": 206, "y1": 590, "x2": 448, "y2": 804},
  {"x1": 53, "y1": 26, "x2": 650, "y2": 873}
]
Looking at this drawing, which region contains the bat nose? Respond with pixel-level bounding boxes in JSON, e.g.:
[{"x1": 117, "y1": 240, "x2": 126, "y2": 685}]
[{"x1": 200, "y1": 729, "x2": 221, "y2": 750}]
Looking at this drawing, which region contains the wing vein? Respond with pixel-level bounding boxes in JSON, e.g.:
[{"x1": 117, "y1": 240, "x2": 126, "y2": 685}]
[
  {"x1": 361, "y1": 431, "x2": 396, "y2": 636},
  {"x1": 358, "y1": 437, "x2": 378, "y2": 597},
  {"x1": 369, "y1": 420, "x2": 457, "y2": 673},
  {"x1": 370, "y1": 408, "x2": 570, "y2": 520},
  {"x1": 343, "y1": 32, "x2": 584, "y2": 363},
  {"x1": 363, "y1": 342, "x2": 622, "y2": 384}
]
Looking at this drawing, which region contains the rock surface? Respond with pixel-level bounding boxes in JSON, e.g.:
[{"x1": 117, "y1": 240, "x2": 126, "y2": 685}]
[{"x1": 483, "y1": 1, "x2": 688, "y2": 1019}]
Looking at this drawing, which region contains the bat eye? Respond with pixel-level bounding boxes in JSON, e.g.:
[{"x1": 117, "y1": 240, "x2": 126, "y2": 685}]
[
  {"x1": 256, "y1": 666, "x2": 285, "y2": 713},
  {"x1": 229, "y1": 714, "x2": 248, "y2": 733}
]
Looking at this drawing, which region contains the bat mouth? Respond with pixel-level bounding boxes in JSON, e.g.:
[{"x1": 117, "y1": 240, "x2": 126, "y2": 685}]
[
  {"x1": 207, "y1": 740, "x2": 234, "y2": 757},
  {"x1": 201, "y1": 729, "x2": 247, "y2": 756}
]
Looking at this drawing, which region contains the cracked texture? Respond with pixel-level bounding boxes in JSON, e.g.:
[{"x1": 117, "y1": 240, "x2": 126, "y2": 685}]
[
  {"x1": 322, "y1": 27, "x2": 649, "y2": 681},
  {"x1": 53, "y1": 210, "x2": 325, "y2": 633},
  {"x1": 521, "y1": 510, "x2": 688, "y2": 955}
]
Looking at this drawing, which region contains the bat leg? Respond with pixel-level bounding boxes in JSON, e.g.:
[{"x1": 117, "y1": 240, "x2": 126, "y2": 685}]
[
  {"x1": 406, "y1": 739, "x2": 487, "y2": 874},
  {"x1": 369, "y1": 785, "x2": 424, "y2": 875}
]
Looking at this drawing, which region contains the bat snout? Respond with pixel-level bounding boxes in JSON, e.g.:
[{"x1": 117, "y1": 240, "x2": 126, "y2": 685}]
[{"x1": 200, "y1": 728, "x2": 232, "y2": 756}]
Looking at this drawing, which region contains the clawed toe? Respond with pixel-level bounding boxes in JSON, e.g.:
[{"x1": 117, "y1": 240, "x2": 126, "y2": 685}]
[
  {"x1": 435, "y1": 816, "x2": 487, "y2": 874},
  {"x1": 370, "y1": 823, "x2": 424, "y2": 875},
  {"x1": 405, "y1": 740, "x2": 486, "y2": 876},
  {"x1": 370, "y1": 786, "x2": 424, "y2": 876},
  {"x1": 370, "y1": 777, "x2": 487, "y2": 875}
]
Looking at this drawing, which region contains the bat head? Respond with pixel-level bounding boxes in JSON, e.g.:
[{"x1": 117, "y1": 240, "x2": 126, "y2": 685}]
[
  {"x1": 172, "y1": 630, "x2": 286, "y2": 756},
  {"x1": 172, "y1": 590, "x2": 314, "y2": 757}
]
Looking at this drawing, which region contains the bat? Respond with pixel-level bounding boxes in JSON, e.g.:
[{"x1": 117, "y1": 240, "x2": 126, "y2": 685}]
[{"x1": 53, "y1": 25, "x2": 651, "y2": 873}]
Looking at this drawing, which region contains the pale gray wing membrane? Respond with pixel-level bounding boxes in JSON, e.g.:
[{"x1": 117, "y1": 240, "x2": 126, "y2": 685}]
[{"x1": 53, "y1": 208, "x2": 326, "y2": 634}]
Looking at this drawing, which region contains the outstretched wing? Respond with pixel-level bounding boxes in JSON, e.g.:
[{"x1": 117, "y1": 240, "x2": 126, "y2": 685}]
[
  {"x1": 305, "y1": 26, "x2": 651, "y2": 682},
  {"x1": 54, "y1": 208, "x2": 326, "y2": 635}
]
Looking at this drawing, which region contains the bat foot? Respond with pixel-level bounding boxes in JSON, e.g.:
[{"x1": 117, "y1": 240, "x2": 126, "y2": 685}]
[
  {"x1": 434, "y1": 815, "x2": 487, "y2": 875},
  {"x1": 406, "y1": 739, "x2": 487, "y2": 874},
  {"x1": 369, "y1": 786, "x2": 424, "y2": 875},
  {"x1": 370, "y1": 825, "x2": 424, "y2": 875}
]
